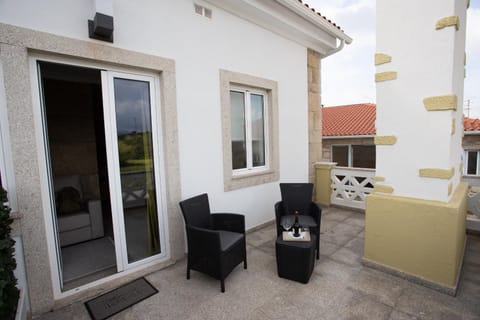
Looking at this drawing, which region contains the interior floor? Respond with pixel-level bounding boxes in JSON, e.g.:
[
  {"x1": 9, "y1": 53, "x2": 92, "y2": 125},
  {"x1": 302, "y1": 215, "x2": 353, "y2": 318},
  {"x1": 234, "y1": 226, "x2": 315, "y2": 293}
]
[{"x1": 61, "y1": 236, "x2": 116, "y2": 290}]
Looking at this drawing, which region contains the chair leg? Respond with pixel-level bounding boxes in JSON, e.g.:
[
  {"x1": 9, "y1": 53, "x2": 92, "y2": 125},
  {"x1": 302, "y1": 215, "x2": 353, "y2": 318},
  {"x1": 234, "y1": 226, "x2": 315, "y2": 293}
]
[
  {"x1": 243, "y1": 245, "x2": 247, "y2": 269},
  {"x1": 221, "y1": 279, "x2": 225, "y2": 293},
  {"x1": 316, "y1": 238, "x2": 320, "y2": 260},
  {"x1": 186, "y1": 264, "x2": 190, "y2": 279}
]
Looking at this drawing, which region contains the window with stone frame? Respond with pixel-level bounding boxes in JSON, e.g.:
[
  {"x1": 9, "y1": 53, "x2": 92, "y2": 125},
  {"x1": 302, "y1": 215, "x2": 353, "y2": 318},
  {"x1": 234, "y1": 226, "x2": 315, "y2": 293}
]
[{"x1": 220, "y1": 70, "x2": 279, "y2": 191}]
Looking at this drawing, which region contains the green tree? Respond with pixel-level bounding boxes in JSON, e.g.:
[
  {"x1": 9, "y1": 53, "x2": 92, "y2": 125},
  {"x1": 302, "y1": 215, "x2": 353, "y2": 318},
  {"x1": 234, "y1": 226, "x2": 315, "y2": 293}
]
[{"x1": 0, "y1": 187, "x2": 19, "y2": 320}]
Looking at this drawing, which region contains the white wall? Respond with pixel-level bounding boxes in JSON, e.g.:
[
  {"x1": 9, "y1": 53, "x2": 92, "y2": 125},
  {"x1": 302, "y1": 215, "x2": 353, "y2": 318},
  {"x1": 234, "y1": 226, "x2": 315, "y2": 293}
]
[
  {"x1": 376, "y1": 0, "x2": 466, "y2": 202},
  {"x1": 0, "y1": 0, "x2": 309, "y2": 228}
]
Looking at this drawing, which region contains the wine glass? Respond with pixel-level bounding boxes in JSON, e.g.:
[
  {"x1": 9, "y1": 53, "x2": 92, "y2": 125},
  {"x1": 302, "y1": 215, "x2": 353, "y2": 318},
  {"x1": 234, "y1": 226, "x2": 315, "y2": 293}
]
[{"x1": 283, "y1": 220, "x2": 292, "y2": 232}]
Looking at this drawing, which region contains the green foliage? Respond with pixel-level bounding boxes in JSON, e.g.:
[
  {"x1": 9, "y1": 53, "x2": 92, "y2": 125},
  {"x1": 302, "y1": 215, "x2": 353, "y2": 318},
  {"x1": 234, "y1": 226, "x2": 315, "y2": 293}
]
[
  {"x1": 0, "y1": 187, "x2": 19, "y2": 320},
  {"x1": 118, "y1": 132, "x2": 153, "y2": 173}
]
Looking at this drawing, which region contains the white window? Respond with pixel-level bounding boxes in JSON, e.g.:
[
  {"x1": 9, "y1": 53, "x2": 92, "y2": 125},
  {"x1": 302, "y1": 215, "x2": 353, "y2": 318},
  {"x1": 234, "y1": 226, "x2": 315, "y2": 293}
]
[
  {"x1": 220, "y1": 70, "x2": 279, "y2": 191},
  {"x1": 230, "y1": 87, "x2": 268, "y2": 174},
  {"x1": 465, "y1": 150, "x2": 480, "y2": 175}
]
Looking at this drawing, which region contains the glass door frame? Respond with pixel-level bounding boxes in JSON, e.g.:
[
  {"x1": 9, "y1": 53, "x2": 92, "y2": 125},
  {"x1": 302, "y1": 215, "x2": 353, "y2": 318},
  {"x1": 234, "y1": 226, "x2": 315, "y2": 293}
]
[
  {"x1": 29, "y1": 54, "x2": 170, "y2": 298},
  {"x1": 101, "y1": 70, "x2": 168, "y2": 271}
]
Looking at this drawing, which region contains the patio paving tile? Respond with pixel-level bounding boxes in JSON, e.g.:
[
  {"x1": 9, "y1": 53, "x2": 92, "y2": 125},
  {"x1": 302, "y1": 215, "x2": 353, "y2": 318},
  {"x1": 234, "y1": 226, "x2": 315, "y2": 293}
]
[
  {"x1": 329, "y1": 246, "x2": 363, "y2": 266},
  {"x1": 323, "y1": 288, "x2": 394, "y2": 320},
  {"x1": 36, "y1": 207, "x2": 480, "y2": 320},
  {"x1": 321, "y1": 207, "x2": 354, "y2": 222},
  {"x1": 344, "y1": 236, "x2": 365, "y2": 253},
  {"x1": 246, "y1": 223, "x2": 276, "y2": 247},
  {"x1": 394, "y1": 281, "x2": 475, "y2": 320},
  {"x1": 388, "y1": 310, "x2": 420, "y2": 320},
  {"x1": 347, "y1": 268, "x2": 404, "y2": 307},
  {"x1": 319, "y1": 240, "x2": 341, "y2": 258},
  {"x1": 320, "y1": 218, "x2": 341, "y2": 233},
  {"x1": 321, "y1": 222, "x2": 363, "y2": 246},
  {"x1": 343, "y1": 213, "x2": 366, "y2": 228},
  {"x1": 313, "y1": 257, "x2": 362, "y2": 283}
]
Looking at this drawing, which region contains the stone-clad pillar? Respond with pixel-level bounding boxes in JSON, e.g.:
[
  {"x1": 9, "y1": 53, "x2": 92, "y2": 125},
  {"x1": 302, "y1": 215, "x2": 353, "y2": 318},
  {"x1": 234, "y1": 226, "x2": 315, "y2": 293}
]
[
  {"x1": 364, "y1": 0, "x2": 468, "y2": 295},
  {"x1": 315, "y1": 162, "x2": 336, "y2": 205},
  {"x1": 308, "y1": 49, "x2": 322, "y2": 184}
]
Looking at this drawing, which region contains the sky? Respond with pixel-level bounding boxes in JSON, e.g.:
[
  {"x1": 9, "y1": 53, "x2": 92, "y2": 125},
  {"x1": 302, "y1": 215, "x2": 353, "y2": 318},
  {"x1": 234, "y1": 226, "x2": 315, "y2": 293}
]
[{"x1": 308, "y1": 0, "x2": 480, "y2": 118}]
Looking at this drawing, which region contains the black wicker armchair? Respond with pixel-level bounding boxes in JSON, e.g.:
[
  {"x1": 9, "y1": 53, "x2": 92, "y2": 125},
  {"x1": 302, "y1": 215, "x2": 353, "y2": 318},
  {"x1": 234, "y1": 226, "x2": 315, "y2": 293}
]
[
  {"x1": 275, "y1": 183, "x2": 322, "y2": 259},
  {"x1": 179, "y1": 193, "x2": 247, "y2": 292}
]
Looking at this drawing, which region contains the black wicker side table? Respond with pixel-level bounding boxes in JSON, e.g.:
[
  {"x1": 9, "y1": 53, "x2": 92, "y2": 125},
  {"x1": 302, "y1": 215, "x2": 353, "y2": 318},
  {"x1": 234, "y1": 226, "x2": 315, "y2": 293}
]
[{"x1": 275, "y1": 234, "x2": 316, "y2": 284}]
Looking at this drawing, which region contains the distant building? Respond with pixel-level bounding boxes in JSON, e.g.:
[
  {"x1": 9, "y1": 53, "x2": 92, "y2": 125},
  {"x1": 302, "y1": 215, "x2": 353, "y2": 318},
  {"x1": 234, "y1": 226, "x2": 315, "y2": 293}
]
[{"x1": 322, "y1": 103, "x2": 480, "y2": 175}]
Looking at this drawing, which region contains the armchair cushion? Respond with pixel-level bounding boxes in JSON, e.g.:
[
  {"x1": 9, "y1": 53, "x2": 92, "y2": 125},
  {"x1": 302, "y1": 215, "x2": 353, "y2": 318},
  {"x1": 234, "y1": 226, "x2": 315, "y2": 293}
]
[
  {"x1": 218, "y1": 230, "x2": 244, "y2": 251},
  {"x1": 280, "y1": 215, "x2": 317, "y2": 228},
  {"x1": 56, "y1": 186, "x2": 82, "y2": 215}
]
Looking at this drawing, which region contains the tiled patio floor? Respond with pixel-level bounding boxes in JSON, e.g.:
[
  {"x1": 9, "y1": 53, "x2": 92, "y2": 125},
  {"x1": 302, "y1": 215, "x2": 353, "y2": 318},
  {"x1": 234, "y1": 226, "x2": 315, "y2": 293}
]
[{"x1": 38, "y1": 207, "x2": 480, "y2": 320}]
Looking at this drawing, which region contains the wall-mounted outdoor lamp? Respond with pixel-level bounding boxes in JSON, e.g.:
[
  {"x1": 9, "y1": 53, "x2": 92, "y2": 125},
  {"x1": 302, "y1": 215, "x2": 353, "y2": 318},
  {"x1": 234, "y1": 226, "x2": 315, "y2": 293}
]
[{"x1": 88, "y1": 12, "x2": 114, "y2": 43}]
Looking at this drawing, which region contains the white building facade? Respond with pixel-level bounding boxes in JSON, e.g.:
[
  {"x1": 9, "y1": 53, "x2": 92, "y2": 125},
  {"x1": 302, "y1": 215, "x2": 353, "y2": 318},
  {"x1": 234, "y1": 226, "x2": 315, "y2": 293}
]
[
  {"x1": 0, "y1": 0, "x2": 350, "y2": 315},
  {"x1": 365, "y1": 0, "x2": 468, "y2": 295}
]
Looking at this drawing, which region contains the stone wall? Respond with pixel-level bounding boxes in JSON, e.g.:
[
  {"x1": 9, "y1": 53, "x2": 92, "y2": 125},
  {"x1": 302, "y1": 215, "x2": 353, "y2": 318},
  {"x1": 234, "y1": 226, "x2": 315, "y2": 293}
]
[
  {"x1": 308, "y1": 49, "x2": 321, "y2": 183},
  {"x1": 462, "y1": 134, "x2": 480, "y2": 150}
]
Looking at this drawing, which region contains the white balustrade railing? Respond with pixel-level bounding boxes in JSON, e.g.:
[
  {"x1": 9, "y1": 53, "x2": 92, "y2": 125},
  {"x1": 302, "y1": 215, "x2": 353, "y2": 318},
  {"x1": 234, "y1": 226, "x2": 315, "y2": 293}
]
[
  {"x1": 331, "y1": 167, "x2": 375, "y2": 209},
  {"x1": 463, "y1": 175, "x2": 480, "y2": 231}
]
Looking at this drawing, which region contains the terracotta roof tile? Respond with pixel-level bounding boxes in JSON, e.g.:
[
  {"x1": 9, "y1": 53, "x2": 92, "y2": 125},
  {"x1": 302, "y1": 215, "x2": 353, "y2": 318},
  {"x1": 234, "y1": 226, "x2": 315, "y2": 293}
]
[
  {"x1": 323, "y1": 104, "x2": 480, "y2": 136},
  {"x1": 464, "y1": 117, "x2": 480, "y2": 132},
  {"x1": 297, "y1": 0, "x2": 343, "y2": 31},
  {"x1": 322, "y1": 103, "x2": 376, "y2": 136}
]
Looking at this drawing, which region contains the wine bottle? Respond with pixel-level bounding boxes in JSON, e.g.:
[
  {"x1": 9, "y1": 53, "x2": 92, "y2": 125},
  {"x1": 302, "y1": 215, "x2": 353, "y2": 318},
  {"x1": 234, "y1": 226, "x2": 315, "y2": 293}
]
[{"x1": 293, "y1": 210, "x2": 300, "y2": 237}]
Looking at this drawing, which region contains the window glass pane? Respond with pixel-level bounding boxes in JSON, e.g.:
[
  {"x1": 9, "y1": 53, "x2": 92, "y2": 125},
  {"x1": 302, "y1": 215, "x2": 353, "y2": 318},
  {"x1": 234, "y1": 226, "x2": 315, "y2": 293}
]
[
  {"x1": 250, "y1": 94, "x2": 265, "y2": 167},
  {"x1": 467, "y1": 151, "x2": 478, "y2": 175},
  {"x1": 114, "y1": 78, "x2": 160, "y2": 262},
  {"x1": 352, "y1": 145, "x2": 376, "y2": 168},
  {"x1": 332, "y1": 145, "x2": 349, "y2": 166},
  {"x1": 230, "y1": 91, "x2": 246, "y2": 170}
]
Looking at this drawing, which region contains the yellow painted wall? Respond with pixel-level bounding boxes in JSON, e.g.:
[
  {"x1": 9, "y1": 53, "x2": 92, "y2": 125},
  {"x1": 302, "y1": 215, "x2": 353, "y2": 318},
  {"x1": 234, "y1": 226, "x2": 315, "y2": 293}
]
[
  {"x1": 364, "y1": 182, "x2": 467, "y2": 288},
  {"x1": 315, "y1": 163, "x2": 335, "y2": 206}
]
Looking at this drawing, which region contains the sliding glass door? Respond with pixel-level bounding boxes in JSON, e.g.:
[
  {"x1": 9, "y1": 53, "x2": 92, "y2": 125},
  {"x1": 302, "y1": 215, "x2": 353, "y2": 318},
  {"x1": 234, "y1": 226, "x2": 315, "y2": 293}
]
[{"x1": 37, "y1": 60, "x2": 167, "y2": 291}]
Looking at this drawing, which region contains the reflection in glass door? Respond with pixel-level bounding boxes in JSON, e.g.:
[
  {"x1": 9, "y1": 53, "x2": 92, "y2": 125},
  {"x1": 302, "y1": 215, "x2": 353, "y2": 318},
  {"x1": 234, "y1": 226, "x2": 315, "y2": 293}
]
[
  {"x1": 103, "y1": 71, "x2": 164, "y2": 269},
  {"x1": 114, "y1": 78, "x2": 160, "y2": 263}
]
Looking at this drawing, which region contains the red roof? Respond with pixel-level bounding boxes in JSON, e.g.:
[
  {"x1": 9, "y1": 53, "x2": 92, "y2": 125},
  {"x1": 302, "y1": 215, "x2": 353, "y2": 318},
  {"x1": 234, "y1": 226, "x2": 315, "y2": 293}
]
[
  {"x1": 323, "y1": 103, "x2": 480, "y2": 136},
  {"x1": 322, "y1": 103, "x2": 376, "y2": 136},
  {"x1": 297, "y1": 0, "x2": 343, "y2": 32},
  {"x1": 464, "y1": 118, "x2": 480, "y2": 132}
]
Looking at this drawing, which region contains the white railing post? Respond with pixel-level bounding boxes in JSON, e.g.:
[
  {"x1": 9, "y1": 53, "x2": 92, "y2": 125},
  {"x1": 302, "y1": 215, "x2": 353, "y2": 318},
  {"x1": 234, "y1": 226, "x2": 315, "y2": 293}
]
[{"x1": 330, "y1": 167, "x2": 375, "y2": 210}]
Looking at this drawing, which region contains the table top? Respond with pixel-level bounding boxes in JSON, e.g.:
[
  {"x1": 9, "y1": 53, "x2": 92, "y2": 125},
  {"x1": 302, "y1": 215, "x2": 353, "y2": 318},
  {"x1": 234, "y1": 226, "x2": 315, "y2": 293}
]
[{"x1": 282, "y1": 230, "x2": 311, "y2": 242}]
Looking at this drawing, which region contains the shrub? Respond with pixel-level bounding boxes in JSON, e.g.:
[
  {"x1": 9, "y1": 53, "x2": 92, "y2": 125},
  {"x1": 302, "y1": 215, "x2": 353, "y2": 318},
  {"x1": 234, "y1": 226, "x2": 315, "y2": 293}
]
[{"x1": 0, "y1": 187, "x2": 19, "y2": 320}]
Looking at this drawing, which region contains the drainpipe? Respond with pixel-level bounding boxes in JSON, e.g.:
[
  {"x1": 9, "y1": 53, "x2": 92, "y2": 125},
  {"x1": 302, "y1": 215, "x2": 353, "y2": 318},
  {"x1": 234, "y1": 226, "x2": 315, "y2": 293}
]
[{"x1": 322, "y1": 39, "x2": 347, "y2": 58}]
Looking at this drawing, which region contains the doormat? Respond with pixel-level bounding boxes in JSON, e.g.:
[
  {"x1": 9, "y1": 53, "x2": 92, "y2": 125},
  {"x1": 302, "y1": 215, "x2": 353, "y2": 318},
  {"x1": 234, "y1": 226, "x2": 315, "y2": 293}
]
[{"x1": 85, "y1": 278, "x2": 158, "y2": 320}]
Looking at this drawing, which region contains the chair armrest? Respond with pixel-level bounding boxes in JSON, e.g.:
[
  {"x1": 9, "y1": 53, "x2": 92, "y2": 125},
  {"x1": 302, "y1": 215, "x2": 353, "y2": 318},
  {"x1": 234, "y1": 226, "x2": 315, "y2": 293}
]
[
  {"x1": 186, "y1": 226, "x2": 221, "y2": 255},
  {"x1": 275, "y1": 201, "x2": 285, "y2": 219},
  {"x1": 211, "y1": 213, "x2": 245, "y2": 234},
  {"x1": 309, "y1": 202, "x2": 322, "y2": 227},
  {"x1": 275, "y1": 201, "x2": 285, "y2": 236},
  {"x1": 87, "y1": 199, "x2": 104, "y2": 238}
]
